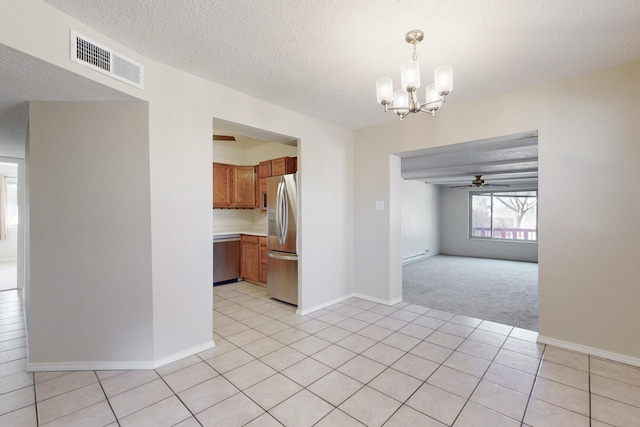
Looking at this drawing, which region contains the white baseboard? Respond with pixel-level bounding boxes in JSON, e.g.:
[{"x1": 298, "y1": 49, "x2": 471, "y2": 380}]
[
  {"x1": 152, "y1": 340, "x2": 216, "y2": 369},
  {"x1": 27, "y1": 360, "x2": 156, "y2": 371},
  {"x1": 297, "y1": 293, "x2": 402, "y2": 316},
  {"x1": 26, "y1": 340, "x2": 216, "y2": 372},
  {"x1": 353, "y1": 293, "x2": 402, "y2": 306},
  {"x1": 297, "y1": 294, "x2": 354, "y2": 316},
  {"x1": 537, "y1": 335, "x2": 640, "y2": 368}
]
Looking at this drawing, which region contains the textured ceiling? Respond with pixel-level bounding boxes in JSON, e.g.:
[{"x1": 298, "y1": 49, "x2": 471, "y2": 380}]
[
  {"x1": 42, "y1": 0, "x2": 640, "y2": 129},
  {"x1": 0, "y1": 44, "x2": 136, "y2": 153}
]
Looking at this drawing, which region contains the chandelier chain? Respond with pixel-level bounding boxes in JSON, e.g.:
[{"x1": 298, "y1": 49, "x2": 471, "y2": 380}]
[{"x1": 412, "y1": 43, "x2": 417, "y2": 61}]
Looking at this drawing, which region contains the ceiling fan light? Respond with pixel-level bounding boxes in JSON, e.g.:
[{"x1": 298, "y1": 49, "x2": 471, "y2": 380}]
[
  {"x1": 425, "y1": 83, "x2": 443, "y2": 110},
  {"x1": 376, "y1": 77, "x2": 394, "y2": 105},
  {"x1": 393, "y1": 89, "x2": 409, "y2": 115},
  {"x1": 401, "y1": 60, "x2": 420, "y2": 90},
  {"x1": 434, "y1": 65, "x2": 453, "y2": 95}
]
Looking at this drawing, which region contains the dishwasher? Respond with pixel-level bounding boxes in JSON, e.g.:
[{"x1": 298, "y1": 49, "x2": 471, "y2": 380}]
[{"x1": 213, "y1": 234, "x2": 240, "y2": 285}]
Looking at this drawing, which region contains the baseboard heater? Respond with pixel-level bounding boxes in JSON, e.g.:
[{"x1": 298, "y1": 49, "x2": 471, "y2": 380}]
[{"x1": 402, "y1": 251, "x2": 428, "y2": 265}]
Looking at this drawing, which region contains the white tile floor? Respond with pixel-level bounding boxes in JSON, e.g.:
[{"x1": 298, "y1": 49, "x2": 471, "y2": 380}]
[{"x1": 1, "y1": 282, "x2": 640, "y2": 426}]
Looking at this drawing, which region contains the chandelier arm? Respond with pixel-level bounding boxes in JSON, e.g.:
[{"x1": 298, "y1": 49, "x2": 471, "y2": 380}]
[{"x1": 418, "y1": 108, "x2": 436, "y2": 116}]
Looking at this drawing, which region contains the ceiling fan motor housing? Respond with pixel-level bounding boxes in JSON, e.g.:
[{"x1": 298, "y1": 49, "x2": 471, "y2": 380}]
[{"x1": 472, "y1": 175, "x2": 485, "y2": 187}]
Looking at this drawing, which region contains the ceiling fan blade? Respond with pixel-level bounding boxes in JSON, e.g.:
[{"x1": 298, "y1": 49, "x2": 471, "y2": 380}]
[
  {"x1": 449, "y1": 185, "x2": 472, "y2": 189},
  {"x1": 212, "y1": 134, "x2": 236, "y2": 141},
  {"x1": 483, "y1": 184, "x2": 511, "y2": 187}
]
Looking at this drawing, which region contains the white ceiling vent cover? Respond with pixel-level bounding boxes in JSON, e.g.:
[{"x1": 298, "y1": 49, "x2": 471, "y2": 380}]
[{"x1": 70, "y1": 30, "x2": 144, "y2": 89}]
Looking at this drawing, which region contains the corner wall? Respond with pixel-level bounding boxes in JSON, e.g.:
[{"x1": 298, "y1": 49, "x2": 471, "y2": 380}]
[
  {"x1": 27, "y1": 101, "x2": 154, "y2": 367},
  {"x1": 355, "y1": 61, "x2": 640, "y2": 363}
]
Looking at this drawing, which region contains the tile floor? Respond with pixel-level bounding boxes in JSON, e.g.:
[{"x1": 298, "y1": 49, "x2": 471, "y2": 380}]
[{"x1": 1, "y1": 282, "x2": 640, "y2": 426}]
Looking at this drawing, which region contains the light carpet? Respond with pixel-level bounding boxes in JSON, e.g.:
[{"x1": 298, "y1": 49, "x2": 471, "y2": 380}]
[{"x1": 403, "y1": 254, "x2": 538, "y2": 331}]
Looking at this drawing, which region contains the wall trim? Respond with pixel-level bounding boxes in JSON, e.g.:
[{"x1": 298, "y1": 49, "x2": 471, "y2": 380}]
[
  {"x1": 297, "y1": 294, "x2": 354, "y2": 316},
  {"x1": 26, "y1": 340, "x2": 216, "y2": 372},
  {"x1": 153, "y1": 340, "x2": 216, "y2": 369},
  {"x1": 297, "y1": 293, "x2": 402, "y2": 316},
  {"x1": 353, "y1": 293, "x2": 402, "y2": 306},
  {"x1": 27, "y1": 360, "x2": 155, "y2": 372},
  {"x1": 537, "y1": 335, "x2": 640, "y2": 368}
]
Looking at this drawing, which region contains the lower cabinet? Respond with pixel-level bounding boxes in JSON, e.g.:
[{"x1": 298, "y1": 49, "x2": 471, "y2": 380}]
[
  {"x1": 259, "y1": 237, "x2": 267, "y2": 283},
  {"x1": 241, "y1": 234, "x2": 266, "y2": 285}
]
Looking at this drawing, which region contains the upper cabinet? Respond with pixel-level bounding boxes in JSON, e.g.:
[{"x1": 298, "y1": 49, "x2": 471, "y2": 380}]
[
  {"x1": 258, "y1": 156, "x2": 297, "y2": 212},
  {"x1": 232, "y1": 166, "x2": 257, "y2": 208},
  {"x1": 214, "y1": 156, "x2": 296, "y2": 210},
  {"x1": 271, "y1": 157, "x2": 296, "y2": 176},
  {"x1": 212, "y1": 163, "x2": 233, "y2": 208},
  {"x1": 213, "y1": 163, "x2": 256, "y2": 208}
]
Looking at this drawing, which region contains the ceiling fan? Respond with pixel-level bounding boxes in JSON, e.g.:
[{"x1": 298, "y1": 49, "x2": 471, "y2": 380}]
[
  {"x1": 449, "y1": 175, "x2": 510, "y2": 189},
  {"x1": 212, "y1": 134, "x2": 236, "y2": 141}
]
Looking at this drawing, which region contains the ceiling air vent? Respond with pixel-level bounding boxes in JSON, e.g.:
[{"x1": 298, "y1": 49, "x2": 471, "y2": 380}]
[{"x1": 70, "y1": 30, "x2": 144, "y2": 89}]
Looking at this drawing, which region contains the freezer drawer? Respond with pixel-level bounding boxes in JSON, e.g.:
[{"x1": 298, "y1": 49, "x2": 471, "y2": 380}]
[{"x1": 267, "y1": 251, "x2": 298, "y2": 305}]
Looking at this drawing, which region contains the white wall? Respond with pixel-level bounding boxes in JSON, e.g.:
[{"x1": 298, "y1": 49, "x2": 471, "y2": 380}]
[
  {"x1": 440, "y1": 187, "x2": 537, "y2": 262},
  {"x1": 2, "y1": 0, "x2": 353, "y2": 366},
  {"x1": 401, "y1": 180, "x2": 440, "y2": 259},
  {"x1": 28, "y1": 101, "x2": 154, "y2": 366},
  {"x1": 355, "y1": 62, "x2": 640, "y2": 363}
]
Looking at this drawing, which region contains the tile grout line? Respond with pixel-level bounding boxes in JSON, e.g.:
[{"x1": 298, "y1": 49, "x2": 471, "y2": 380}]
[{"x1": 94, "y1": 371, "x2": 122, "y2": 427}]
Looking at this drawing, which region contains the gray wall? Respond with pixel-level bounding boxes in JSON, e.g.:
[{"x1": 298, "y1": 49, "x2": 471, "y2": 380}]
[
  {"x1": 28, "y1": 101, "x2": 154, "y2": 365},
  {"x1": 401, "y1": 180, "x2": 440, "y2": 259},
  {"x1": 440, "y1": 186, "x2": 538, "y2": 262}
]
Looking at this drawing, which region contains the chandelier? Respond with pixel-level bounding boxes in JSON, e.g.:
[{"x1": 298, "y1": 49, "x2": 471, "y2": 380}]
[{"x1": 376, "y1": 30, "x2": 453, "y2": 119}]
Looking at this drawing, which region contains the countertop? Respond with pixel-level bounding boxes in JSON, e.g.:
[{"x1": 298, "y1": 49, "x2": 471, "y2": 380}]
[{"x1": 213, "y1": 230, "x2": 267, "y2": 239}]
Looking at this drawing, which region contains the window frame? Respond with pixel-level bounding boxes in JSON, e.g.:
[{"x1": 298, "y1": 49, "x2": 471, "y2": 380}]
[{"x1": 468, "y1": 188, "x2": 538, "y2": 242}]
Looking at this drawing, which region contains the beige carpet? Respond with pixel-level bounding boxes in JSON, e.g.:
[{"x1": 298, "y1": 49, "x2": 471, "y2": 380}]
[{"x1": 403, "y1": 254, "x2": 538, "y2": 331}]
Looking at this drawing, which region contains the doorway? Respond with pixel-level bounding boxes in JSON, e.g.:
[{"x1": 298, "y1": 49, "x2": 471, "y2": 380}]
[
  {"x1": 0, "y1": 159, "x2": 22, "y2": 291},
  {"x1": 398, "y1": 131, "x2": 539, "y2": 330}
]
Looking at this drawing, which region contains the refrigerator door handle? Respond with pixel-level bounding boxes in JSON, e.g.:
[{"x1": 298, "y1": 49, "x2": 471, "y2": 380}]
[
  {"x1": 281, "y1": 181, "x2": 288, "y2": 244},
  {"x1": 276, "y1": 181, "x2": 284, "y2": 244},
  {"x1": 268, "y1": 252, "x2": 298, "y2": 261}
]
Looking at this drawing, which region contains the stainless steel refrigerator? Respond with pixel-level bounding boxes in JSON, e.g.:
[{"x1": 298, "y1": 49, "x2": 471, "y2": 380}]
[{"x1": 266, "y1": 173, "x2": 298, "y2": 305}]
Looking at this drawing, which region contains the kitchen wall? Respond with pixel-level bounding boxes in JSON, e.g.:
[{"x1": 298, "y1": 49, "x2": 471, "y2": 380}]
[
  {"x1": 212, "y1": 137, "x2": 298, "y2": 233},
  {"x1": 401, "y1": 180, "x2": 440, "y2": 260},
  {"x1": 354, "y1": 61, "x2": 640, "y2": 364},
  {"x1": 440, "y1": 186, "x2": 538, "y2": 262}
]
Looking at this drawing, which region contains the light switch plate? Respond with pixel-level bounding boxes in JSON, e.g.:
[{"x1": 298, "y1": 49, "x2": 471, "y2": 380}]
[{"x1": 375, "y1": 201, "x2": 384, "y2": 211}]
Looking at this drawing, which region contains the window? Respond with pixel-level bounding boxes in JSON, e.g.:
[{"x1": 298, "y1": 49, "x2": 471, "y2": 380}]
[
  {"x1": 5, "y1": 178, "x2": 18, "y2": 228},
  {"x1": 470, "y1": 190, "x2": 537, "y2": 241}
]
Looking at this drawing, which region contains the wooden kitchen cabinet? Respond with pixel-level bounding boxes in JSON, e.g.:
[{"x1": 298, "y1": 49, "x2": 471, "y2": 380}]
[
  {"x1": 240, "y1": 235, "x2": 260, "y2": 283},
  {"x1": 259, "y1": 237, "x2": 267, "y2": 283},
  {"x1": 213, "y1": 163, "x2": 256, "y2": 208},
  {"x1": 259, "y1": 160, "x2": 272, "y2": 178},
  {"x1": 271, "y1": 156, "x2": 296, "y2": 176},
  {"x1": 232, "y1": 165, "x2": 257, "y2": 207},
  {"x1": 212, "y1": 163, "x2": 233, "y2": 208},
  {"x1": 257, "y1": 156, "x2": 297, "y2": 212}
]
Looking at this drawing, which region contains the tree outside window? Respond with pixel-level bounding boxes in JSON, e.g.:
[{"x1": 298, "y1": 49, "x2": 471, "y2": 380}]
[{"x1": 470, "y1": 190, "x2": 537, "y2": 241}]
